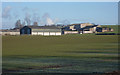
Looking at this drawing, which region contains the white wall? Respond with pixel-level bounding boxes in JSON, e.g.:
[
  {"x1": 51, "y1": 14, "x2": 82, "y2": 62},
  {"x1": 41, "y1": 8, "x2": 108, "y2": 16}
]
[
  {"x1": 83, "y1": 31, "x2": 93, "y2": 33},
  {"x1": 32, "y1": 32, "x2": 61, "y2": 36},
  {"x1": 38, "y1": 32, "x2": 44, "y2": 35},
  {"x1": 1, "y1": 31, "x2": 61, "y2": 36},
  {"x1": 55, "y1": 32, "x2": 61, "y2": 35},
  {"x1": 2, "y1": 32, "x2": 20, "y2": 35},
  {"x1": 50, "y1": 32, "x2": 56, "y2": 35},
  {"x1": 32, "y1": 32, "x2": 38, "y2": 35},
  {"x1": 44, "y1": 32, "x2": 50, "y2": 36},
  {"x1": 64, "y1": 31, "x2": 78, "y2": 34}
]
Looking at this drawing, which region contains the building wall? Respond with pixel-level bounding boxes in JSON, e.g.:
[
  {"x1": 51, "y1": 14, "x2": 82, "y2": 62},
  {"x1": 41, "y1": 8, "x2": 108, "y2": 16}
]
[
  {"x1": 83, "y1": 31, "x2": 93, "y2": 33},
  {"x1": 2, "y1": 32, "x2": 20, "y2": 35},
  {"x1": 74, "y1": 25, "x2": 80, "y2": 30},
  {"x1": 89, "y1": 27, "x2": 97, "y2": 32},
  {"x1": 111, "y1": 29, "x2": 114, "y2": 32},
  {"x1": 38, "y1": 32, "x2": 44, "y2": 35},
  {"x1": 96, "y1": 27, "x2": 102, "y2": 32},
  {"x1": 69, "y1": 26, "x2": 75, "y2": 30},
  {"x1": 20, "y1": 26, "x2": 31, "y2": 35},
  {"x1": 44, "y1": 32, "x2": 49, "y2": 36},
  {"x1": 1, "y1": 31, "x2": 61, "y2": 36},
  {"x1": 56, "y1": 32, "x2": 61, "y2": 35},
  {"x1": 20, "y1": 26, "x2": 62, "y2": 36},
  {"x1": 50, "y1": 32, "x2": 56, "y2": 35},
  {"x1": 32, "y1": 32, "x2": 38, "y2": 35},
  {"x1": 102, "y1": 28, "x2": 113, "y2": 32},
  {"x1": 64, "y1": 31, "x2": 78, "y2": 34},
  {"x1": 31, "y1": 28, "x2": 62, "y2": 36},
  {"x1": 32, "y1": 32, "x2": 61, "y2": 36},
  {"x1": 69, "y1": 25, "x2": 80, "y2": 30}
]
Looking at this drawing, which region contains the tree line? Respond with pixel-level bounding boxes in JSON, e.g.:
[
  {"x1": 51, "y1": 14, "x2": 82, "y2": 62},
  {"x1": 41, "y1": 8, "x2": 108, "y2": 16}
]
[{"x1": 15, "y1": 19, "x2": 38, "y2": 29}]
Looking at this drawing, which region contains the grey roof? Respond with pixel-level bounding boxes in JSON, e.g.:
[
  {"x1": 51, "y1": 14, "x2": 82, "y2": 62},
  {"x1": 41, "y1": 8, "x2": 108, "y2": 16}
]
[
  {"x1": 1, "y1": 29, "x2": 20, "y2": 32},
  {"x1": 28, "y1": 26, "x2": 61, "y2": 29},
  {"x1": 81, "y1": 25, "x2": 98, "y2": 30}
]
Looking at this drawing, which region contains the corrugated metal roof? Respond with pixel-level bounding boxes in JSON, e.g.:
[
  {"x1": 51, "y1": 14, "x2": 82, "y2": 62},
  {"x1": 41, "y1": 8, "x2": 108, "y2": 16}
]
[
  {"x1": 32, "y1": 29, "x2": 61, "y2": 32},
  {"x1": 20, "y1": 26, "x2": 61, "y2": 32},
  {"x1": 81, "y1": 25, "x2": 98, "y2": 30},
  {"x1": 28, "y1": 26, "x2": 61, "y2": 29},
  {"x1": 1, "y1": 29, "x2": 19, "y2": 32}
]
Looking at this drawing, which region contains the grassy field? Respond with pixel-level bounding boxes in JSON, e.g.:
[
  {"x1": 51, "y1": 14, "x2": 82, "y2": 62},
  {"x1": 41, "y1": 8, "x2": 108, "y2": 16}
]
[{"x1": 2, "y1": 34, "x2": 119, "y2": 74}]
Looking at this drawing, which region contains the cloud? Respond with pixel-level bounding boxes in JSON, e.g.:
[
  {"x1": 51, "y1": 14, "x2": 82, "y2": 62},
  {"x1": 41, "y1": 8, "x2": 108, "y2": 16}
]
[
  {"x1": 24, "y1": 12, "x2": 31, "y2": 25},
  {"x1": 46, "y1": 17, "x2": 54, "y2": 25},
  {"x1": 41, "y1": 13, "x2": 70, "y2": 25},
  {"x1": 22, "y1": 7, "x2": 40, "y2": 25},
  {"x1": 32, "y1": 13, "x2": 40, "y2": 22},
  {"x1": 2, "y1": 6, "x2": 12, "y2": 19},
  {"x1": 22, "y1": 7, "x2": 32, "y2": 25},
  {"x1": 31, "y1": 13, "x2": 41, "y2": 25},
  {"x1": 41, "y1": 13, "x2": 54, "y2": 25},
  {"x1": 53, "y1": 18, "x2": 60, "y2": 24}
]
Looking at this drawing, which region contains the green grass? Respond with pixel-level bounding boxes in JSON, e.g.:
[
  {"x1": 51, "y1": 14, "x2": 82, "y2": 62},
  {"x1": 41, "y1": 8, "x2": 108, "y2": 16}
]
[{"x1": 2, "y1": 34, "x2": 119, "y2": 73}]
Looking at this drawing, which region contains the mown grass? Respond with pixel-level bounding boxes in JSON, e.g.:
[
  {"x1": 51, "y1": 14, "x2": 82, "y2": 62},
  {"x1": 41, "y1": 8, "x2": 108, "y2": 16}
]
[{"x1": 2, "y1": 34, "x2": 119, "y2": 73}]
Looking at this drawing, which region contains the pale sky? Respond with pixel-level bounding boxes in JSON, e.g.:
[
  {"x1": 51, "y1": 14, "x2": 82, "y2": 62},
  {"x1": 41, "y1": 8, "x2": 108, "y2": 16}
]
[{"x1": 2, "y1": 2, "x2": 118, "y2": 29}]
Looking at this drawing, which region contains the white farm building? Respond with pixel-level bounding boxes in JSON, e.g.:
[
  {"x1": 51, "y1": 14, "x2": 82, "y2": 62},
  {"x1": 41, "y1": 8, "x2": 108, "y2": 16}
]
[
  {"x1": 0, "y1": 23, "x2": 114, "y2": 36},
  {"x1": 20, "y1": 26, "x2": 62, "y2": 36},
  {"x1": 0, "y1": 29, "x2": 20, "y2": 35}
]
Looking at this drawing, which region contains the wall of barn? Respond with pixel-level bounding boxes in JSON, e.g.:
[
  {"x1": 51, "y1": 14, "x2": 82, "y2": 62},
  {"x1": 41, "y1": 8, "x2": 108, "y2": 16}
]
[
  {"x1": 1, "y1": 32, "x2": 20, "y2": 35},
  {"x1": 64, "y1": 31, "x2": 79, "y2": 34},
  {"x1": 32, "y1": 32, "x2": 61, "y2": 36},
  {"x1": 83, "y1": 31, "x2": 93, "y2": 33}
]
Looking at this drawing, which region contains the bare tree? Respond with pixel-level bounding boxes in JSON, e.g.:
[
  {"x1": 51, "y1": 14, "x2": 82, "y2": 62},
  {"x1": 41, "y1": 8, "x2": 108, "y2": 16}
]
[
  {"x1": 22, "y1": 21, "x2": 26, "y2": 26},
  {"x1": 33, "y1": 22, "x2": 38, "y2": 26},
  {"x1": 15, "y1": 20, "x2": 23, "y2": 28},
  {"x1": 25, "y1": 17, "x2": 31, "y2": 25}
]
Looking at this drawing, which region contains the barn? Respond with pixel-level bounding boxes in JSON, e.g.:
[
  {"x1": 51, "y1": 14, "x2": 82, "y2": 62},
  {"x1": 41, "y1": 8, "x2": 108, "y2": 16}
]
[
  {"x1": 20, "y1": 26, "x2": 31, "y2": 35},
  {"x1": 1, "y1": 29, "x2": 20, "y2": 35},
  {"x1": 20, "y1": 26, "x2": 62, "y2": 36},
  {"x1": 80, "y1": 25, "x2": 102, "y2": 34}
]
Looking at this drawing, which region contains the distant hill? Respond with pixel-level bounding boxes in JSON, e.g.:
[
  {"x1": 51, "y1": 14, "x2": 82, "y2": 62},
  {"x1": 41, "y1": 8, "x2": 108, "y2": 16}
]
[{"x1": 101, "y1": 25, "x2": 119, "y2": 33}]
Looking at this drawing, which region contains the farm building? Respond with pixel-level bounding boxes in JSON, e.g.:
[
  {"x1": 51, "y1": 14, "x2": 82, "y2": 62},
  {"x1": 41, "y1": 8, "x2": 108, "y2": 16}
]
[
  {"x1": 102, "y1": 27, "x2": 114, "y2": 32},
  {"x1": 0, "y1": 29, "x2": 20, "y2": 35},
  {"x1": 62, "y1": 23, "x2": 113, "y2": 34},
  {"x1": 69, "y1": 24, "x2": 81, "y2": 31},
  {"x1": 1, "y1": 23, "x2": 114, "y2": 36},
  {"x1": 80, "y1": 25, "x2": 102, "y2": 34},
  {"x1": 80, "y1": 23, "x2": 94, "y2": 28},
  {"x1": 20, "y1": 26, "x2": 62, "y2": 36},
  {"x1": 64, "y1": 31, "x2": 79, "y2": 34},
  {"x1": 68, "y1": 23, "x2": 94, "y2": 31}
]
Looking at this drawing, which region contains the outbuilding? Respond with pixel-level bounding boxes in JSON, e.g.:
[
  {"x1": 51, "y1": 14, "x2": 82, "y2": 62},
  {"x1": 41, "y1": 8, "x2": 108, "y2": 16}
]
[
  {"x1": 20, "y1": 26, "x2": 62, "y2": 36},
  {"x1": 20, "y1": 26, "x2": 31, "y2": 35}
]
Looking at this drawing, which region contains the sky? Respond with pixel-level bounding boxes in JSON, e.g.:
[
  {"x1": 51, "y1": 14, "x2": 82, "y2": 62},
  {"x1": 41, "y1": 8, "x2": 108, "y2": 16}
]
[{"x1": 2, "y1": 2, "x2": 118, "y2": 29}]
